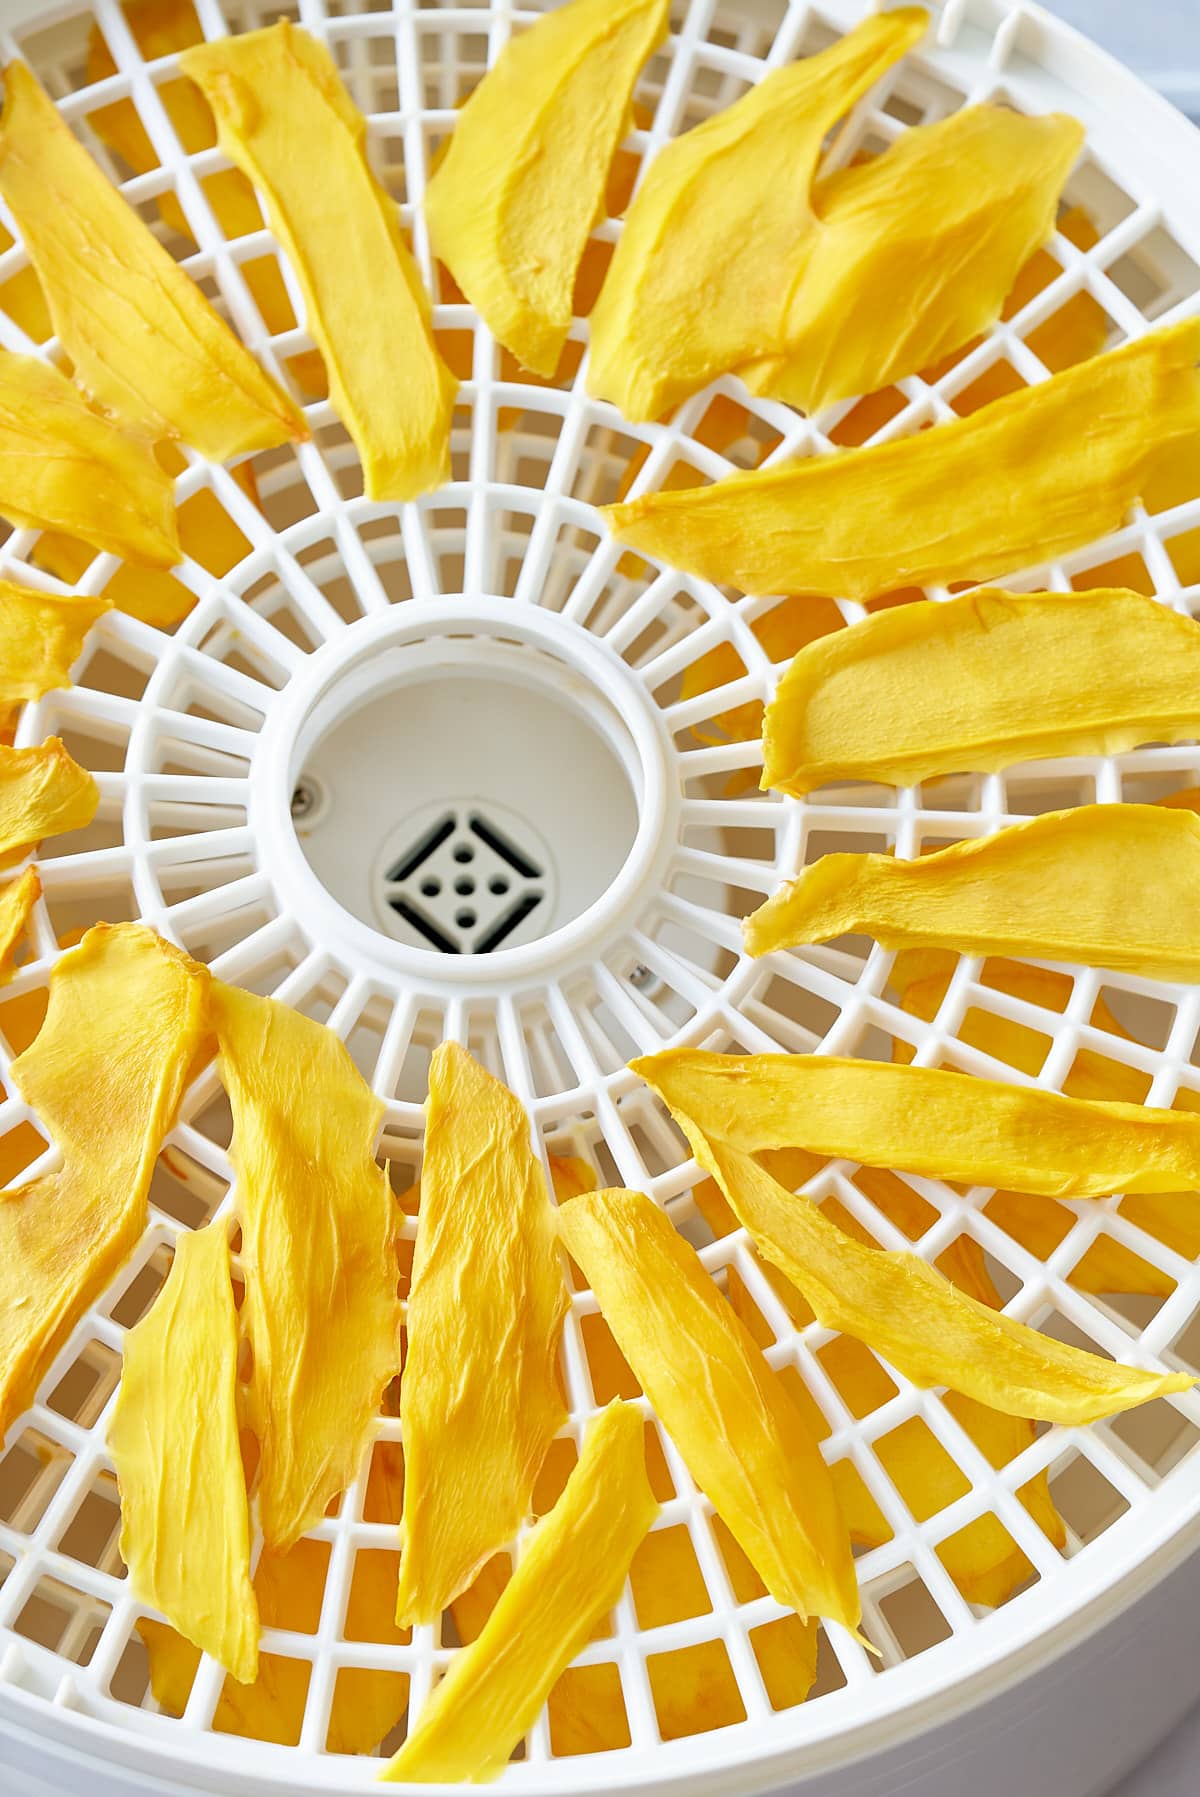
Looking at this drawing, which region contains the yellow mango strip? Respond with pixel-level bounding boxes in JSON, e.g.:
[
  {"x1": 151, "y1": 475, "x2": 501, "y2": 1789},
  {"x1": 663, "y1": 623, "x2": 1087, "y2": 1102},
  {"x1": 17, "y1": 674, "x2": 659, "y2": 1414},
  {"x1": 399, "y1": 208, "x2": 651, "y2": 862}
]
[
  {"x1": 383, "y1": 1401, "x2": 656, "y2": 1783},
  {"x1": 0, "y1": 63, "x2": 305, "y2": 461},
  {"x1": 635, "y1": 1050, "x2": 1200, "y2": 1201},
  {"x1": 604, "y1": 318, "x2": 1200, "y2": 598},
  {"x1": 109, "y1": 1222, "x2": 258, "y2": 1683},
  {"x1": 0, "y1": 868, "x2": 37, "y2": 975},
  {"x1": 683, "y1": 594, "x2": 844, "y2": 749},
  {"x1": 558, "y1": 1185, "x2": 860, "y2": 1632},
  {"x1": 763, "y1": 589, "x2": 1200, "y2": 795},
  {"x1": 142, "y1": 1438, "x2": 409, "y2": 1750},
  {"x1": 0, "y1": 924, "x2": 209, "y2": 1440},
  {"x1": 746, "y1": 804, "x2": 1200, "y2": 984},
  {"x1": 0, "y1": 579, "x2": 108, "y2": 730},
  {"x1": 673, "y1": 1119, "x2": 1190, "y2": 1426},
  {"x1": 587, "y1": 9, "x2": 927, "y2": 421},
  {"x1": 211, "y1": 980, "x2": 399, "y2": 1554},
  {"x1": 738, "y1": 106, "x2": 1081, "y2": 415},
  {"x1": 0, "y1": 351, "x2": 181, "y2": 566},
  {"x1": 396, "y1": 1042, "x2": 567, "y2": 1625},
  {"x1": 87, "y1": 0, "x2": 327, "y2": 398},
  {"x1": 425, "y1": 0, "x2": 669, "y2": 378},
  {"x1": 181, "y1": 23, "x2": 456, "y2": 501},
  {"x1": 0, "y1": 738, "x2": 97, "y2": 866}
]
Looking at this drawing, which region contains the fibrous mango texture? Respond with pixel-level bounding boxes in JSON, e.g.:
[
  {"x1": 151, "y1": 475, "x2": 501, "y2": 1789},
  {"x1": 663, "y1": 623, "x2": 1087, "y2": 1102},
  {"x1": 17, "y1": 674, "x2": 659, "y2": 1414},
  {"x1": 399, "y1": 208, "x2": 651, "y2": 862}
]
[
  {"x1": 0, "y1": 738, "x2": 97, "y2": 866},
  {"x1": 181, "y1": 22, "x2": 456, "y2": 500},
  {"x1": 0, "y1": 924, "x2": 209, "y2": 1440},
  {"x1": 0, "y1": 581, "x2": 109, "y2": 726},
  {"x1": 0, "y1": 351, "x2": 180, "y2": 566},
  {"x1": 383, "y1": 1401, "x2": 657, "y2": 1783},
  {"x1": 633, "y1": 1051, "x2": 1200, "y2": 1201},
  {"x1": 604, "y1": 318, "x2": 1200, "y2": 597},
  {"x1": 396, "y1": 1042, "x2": 567, "y2": 1626},
  {"x1": 587, "y1": 8, "x2": 928, "y2": 420},
  {"x1": 110, "y1": 1222, "x2": 258, "y2": 1683},
  {"x1": 425, "y1": 0, "x2": 669, "y2": 377},
  {"x1": 557, "y1": 1184, "x2": 858, "y2": 1633},
  {"x1": 0, "y1": 868, "x2": 37, "y2": 972},
  {"x1": 746, "y1": 804, "x2": 1200, "y2": 985},
  {"x1": 0, "y1": 60, "x2": 304, "y2": 459},
  {"x1": 738, "y1": 104, "x2": 1082, "y2": 414},
  {"x1": 762, "y1": 589, "x2": 1200, "y2": 794},
  {"x1": 212, "y1": 980, "x2": 399, "y2": 1553}
]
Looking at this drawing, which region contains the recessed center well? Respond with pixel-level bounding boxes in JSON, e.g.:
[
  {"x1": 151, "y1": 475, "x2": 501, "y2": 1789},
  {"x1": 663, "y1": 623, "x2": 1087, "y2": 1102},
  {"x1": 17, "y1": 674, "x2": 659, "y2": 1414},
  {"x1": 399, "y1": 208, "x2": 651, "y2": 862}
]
[{"x1": 290, "y1": 640, "x2": 641, "y2": 955}]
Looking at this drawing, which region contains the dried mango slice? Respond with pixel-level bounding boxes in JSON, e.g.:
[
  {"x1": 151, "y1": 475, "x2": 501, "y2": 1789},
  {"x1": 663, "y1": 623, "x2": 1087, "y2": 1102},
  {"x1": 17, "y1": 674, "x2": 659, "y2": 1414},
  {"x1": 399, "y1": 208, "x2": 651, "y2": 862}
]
[
  {"x1": 0, "y1": 738, "x2": 98, "y2": 866},
  {"x1": 396, "y1": 1042, "x2": 567, "y2": 1625},
  {"x1": 110, "y1": 1221, "x2": 257, "y2": 1683},
  {"x1": 425, "y1": 0, "x2": 669, "y2": 378},
  {"x1": 633, "y1": 1051, "x2": 1200, "y2": 1201},
  {"x1": 0, "y1": 61, "x2": 304, "y2": 460},
  {"x1": 0, "y1": 868, "x2": 37, "y2": 975},
  {"x1": 557, "y1": 1185, "x2": 859, "y2": 1631},
  {"x1": 738, "y1": 105, "x2": 1082, "y2": 414},
  {"x1": 0, "y1": 924, "x2": 209, "y2": 1440},
  {"x1": 0, "y1": 351, "x2": 180, "y2": 566},
  {"x1": 212, "y1": 980, "x2": 399, "y2": 1553},
  {"x1": 0, "y1": 580, "x2": 108, "y2": 727},
  {"x1": 604, "y1": 318, "x2": 1200, "y2": 598},
  {"x1": 683, "y1": 595, "x2": 845, "y2": 749},
  {"x1": 762, "y1": 589, "x2": 1200, "y2": 795},
  {"x1": 87, "y1": 0, "x2": 327, "y2": 398},
  {"x1": 670, "y1": 1119, "x2": 1190, "y2": 1426},
  {"x1": 746, "y1": 804, "x2": 1200, "y2": 984},
  {"x1": 587, "y1": 8, "x2": 928, "y2": 421},
  {"x1": 181, "y1": 23, "x2": 456, "y2": 500},
  {"x1": 383, "y1": 1400, "x2": 656, "y2": 1783}
]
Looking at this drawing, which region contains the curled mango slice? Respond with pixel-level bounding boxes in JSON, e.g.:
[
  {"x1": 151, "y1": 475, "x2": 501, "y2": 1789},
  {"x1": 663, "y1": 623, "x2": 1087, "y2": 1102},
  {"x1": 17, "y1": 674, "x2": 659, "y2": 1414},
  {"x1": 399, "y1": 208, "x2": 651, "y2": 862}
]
[
  {"x1": 181, "y1": 22, "x2": 456, "y2": 500},
  {"x1": 212, "y1": 980, "x2": 399, "y2": 1554},
  {"x1": 383, "y1": 1400, "x2": 656, "y2": 1784},
  {"x1": 746, "y1": 804, "x2": 1200, "y2": 985},
  {"x1": 739, "y1": 105, "x2": 1082, "y2": 414},
  {"x1": 0, "y1": 738, "x2": 98, "y2": 865},
  {"x1": 0, "y1": 924, "x2": 209, "y2": 1440},
  {"x1": 587, "y1": 8, "x2": 927, "y2": 421},
  {"x1": 425, "y1": 0, "x2": 669, "y2": 377},
  {"x1": 0, "y1": 351, "x2": 180, "y2": 566},
  {"x1": 671, "y1": 1121, "x2": 1191, "y2": 1425},
  {"x1": 0, "y1": 61, "x2": 304, "y2": 459},
  {"x1": 632, "y1": 1051, "x2": 1200, "y2": 1201},
  {"x1": 396, "y1": 1043, "x2": 567, "y2": 1626},
  {"x1": 0, "y1": 580, "x2": 108, "y2": 728},
  {"x1": 604, "y1": 318, "x2": 1200, "y2": 598},
  {"x1": 557, "y1": 1184, "x2": 859, "y2": 1632},
  {"x1": 762, "y1": 589, "x2": 1200, "y2": 795},
  {"x1": 110, "y1": 1221, "x2": 258, "y2": 1684},
  {"x1": 0, "y1": 867, "x2": 37, "y2": 972}
]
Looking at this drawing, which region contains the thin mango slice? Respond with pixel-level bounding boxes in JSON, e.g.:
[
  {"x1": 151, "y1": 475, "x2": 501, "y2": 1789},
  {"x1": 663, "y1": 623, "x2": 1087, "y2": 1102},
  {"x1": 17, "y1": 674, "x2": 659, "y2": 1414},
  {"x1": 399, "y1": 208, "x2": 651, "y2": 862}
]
[
  {"x1": 396, "y1": 1042, "x2": 567, "y2": 1626},
  {"x1": 0, "y1": 61, "x2": 304, "y2": 459},
  {"x1": 587, "y1": 9, "x2": 928, "y2": 421},
  {"x1": 670, "y1": 1116, "x2": 1190, "y2": 1426},
  {"x1": 425, "y1": 0, "x2": 669, "y2": 377},
  {"x1": 738, "y1": 105, "x2": 1082, "y2": 414},
  {"x1": 0, "y1": 580, "x2": 108, "y2": 727},
  {"x1": 0, "y1": 868, "x2": 37, "y2": 974},
  {"x1": 0, "y1": 924, "x2": 209, "y2": 1440},
  {"x1": 634, "y1": 1051, "x2": 1200, "y2": 1200},
  {"x1": 0, "y1": 350, "x2": 180, "y2": 566},
  {"x1": 383, "y1": 1400, "x2": 656, "y2": 1783},
  {"x1": 762, "y1": 589, "x2": 1200, "y2": 795},
  {"x1": 746, "y1": 804, "x2": 1200, "y2": 984},
  {"x1": 604, "y1": 318, "x2": 1200, "y2": 598},
  {"x1": 87, "y1": 0, "x2": 327, "y2": 398},
  {"x1": 181, "y1": 23, "x2": 456, "y2": 500},
  {"x1": 557, "y1": 1184, "x2": 859, "y2": 1631},
  {"x1": 110, "y1": 1221, "x2": 258, "y2": 1683},
  {"x1": 0, "y1": 738, "x2": 98, "y2": 866},
  {"x1": 211, "y1": 980, "x2": 398, "y2": 1554}
]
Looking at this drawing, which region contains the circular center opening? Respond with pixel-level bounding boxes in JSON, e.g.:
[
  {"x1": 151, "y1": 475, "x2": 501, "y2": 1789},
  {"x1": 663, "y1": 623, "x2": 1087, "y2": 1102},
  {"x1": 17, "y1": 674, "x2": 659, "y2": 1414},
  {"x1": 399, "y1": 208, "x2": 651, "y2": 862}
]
[{"x1": 289, "y1": 635, "x2": 641, "y2": 955}]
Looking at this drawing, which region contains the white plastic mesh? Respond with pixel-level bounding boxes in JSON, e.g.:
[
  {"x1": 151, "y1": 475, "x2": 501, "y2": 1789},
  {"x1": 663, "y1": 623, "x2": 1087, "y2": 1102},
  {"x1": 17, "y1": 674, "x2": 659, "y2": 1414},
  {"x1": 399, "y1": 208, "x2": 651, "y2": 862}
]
[{"x1": 2, "y1": 0, "x2": 1200, "y2": 1788}]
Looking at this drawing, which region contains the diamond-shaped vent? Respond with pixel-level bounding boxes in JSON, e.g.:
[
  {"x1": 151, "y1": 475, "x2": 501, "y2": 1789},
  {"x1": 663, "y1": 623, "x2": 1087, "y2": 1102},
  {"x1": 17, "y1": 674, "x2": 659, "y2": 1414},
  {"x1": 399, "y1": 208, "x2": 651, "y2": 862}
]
[{"x1": 382, "y1": 809, "x2": 545, "y2": 953}]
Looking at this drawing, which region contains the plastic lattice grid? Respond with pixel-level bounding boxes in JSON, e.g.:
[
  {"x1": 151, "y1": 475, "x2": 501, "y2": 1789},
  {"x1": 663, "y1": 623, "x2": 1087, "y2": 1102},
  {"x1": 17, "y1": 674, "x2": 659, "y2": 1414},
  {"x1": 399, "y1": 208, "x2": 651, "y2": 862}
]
[{"x1": 2, "y1": 0, "x2": 1200, "y2": 1788}]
